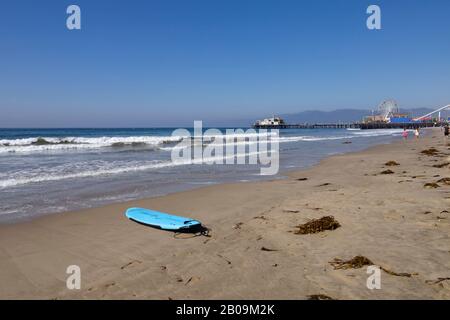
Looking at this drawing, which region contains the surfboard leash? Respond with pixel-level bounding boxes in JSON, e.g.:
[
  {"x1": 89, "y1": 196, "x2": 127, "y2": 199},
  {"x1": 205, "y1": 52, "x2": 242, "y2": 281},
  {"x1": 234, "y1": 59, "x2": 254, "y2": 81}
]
[{"x1": 173, "y1": 225, "x2": 211, "y2": 239}]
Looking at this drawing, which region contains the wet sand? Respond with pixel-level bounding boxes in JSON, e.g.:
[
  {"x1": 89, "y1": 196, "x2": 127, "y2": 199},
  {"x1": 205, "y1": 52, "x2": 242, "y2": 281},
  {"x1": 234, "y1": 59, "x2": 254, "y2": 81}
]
[{"x1": 1, "y1": 129, "x2": 449, "y2": 299}]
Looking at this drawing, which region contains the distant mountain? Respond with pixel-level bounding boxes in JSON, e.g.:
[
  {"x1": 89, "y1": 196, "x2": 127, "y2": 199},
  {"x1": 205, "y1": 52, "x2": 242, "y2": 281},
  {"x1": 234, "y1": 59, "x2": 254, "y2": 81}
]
[
  {"x1": 278, "y1": 108, "x2": 435, "y2": 124},
  {"x1": 402, "y1": 108, "x2": 439, "y2": 118}
]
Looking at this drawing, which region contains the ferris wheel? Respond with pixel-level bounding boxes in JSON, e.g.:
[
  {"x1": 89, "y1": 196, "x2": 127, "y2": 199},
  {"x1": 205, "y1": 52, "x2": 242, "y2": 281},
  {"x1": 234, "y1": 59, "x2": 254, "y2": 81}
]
[{"x1": 378, "y1": 99, "x2": 399, "y2": 120}]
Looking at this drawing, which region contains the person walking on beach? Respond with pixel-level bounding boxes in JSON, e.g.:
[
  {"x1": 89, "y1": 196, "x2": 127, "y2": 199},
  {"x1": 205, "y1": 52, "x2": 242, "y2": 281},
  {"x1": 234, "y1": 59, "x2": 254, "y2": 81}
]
[
  {"x1": 444, "y1": 124, "x2": 449, "y2": 139},
  {"x1": 414, "y1": 128, "x2": 420, "y2": 139},
  {"x1": 402, "y1": 128, "x2": 409, "y2": 140}
]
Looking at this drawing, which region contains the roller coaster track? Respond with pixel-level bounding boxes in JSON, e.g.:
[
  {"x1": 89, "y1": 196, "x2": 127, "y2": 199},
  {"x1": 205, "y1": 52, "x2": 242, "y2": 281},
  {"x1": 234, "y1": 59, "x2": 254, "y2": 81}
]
[{"x1": 413, "y1": 104, "x2": 450, "y2": 121}]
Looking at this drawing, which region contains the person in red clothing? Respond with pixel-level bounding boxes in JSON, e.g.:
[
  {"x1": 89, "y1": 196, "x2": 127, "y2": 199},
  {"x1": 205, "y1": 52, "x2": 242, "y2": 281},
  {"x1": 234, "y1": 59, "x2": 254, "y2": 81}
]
[{"x1": 402, "y1": 128, "x2": 409, "y2": 140}]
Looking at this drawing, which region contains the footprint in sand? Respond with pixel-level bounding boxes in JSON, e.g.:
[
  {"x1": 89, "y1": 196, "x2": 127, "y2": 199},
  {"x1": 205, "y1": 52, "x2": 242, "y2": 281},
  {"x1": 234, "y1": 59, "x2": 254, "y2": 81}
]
[
  {"x1": 120, "y1": 259, "x2": 142, "y2": 270},
  {"x1": 316, "y1": 183, "x2": 331, "y2": 187},
  {"x1": 424, "y1": 183, "x2": 440, "y2": 189},
  {"x1": 185, "y1": 276, "x2": 201, "y2": 286},
  {"x1": 283, "y1": 209, "x2": 300, "y2": 213},
  {"x1": 261, "y1": 246, "x2": 278, "y2": 252},
  {"x1": 253, "y1": 215, "x2": 268, "y2": 220},
  {"x1": 233, "y1": 222, "x2": 244, "y2": 229}
]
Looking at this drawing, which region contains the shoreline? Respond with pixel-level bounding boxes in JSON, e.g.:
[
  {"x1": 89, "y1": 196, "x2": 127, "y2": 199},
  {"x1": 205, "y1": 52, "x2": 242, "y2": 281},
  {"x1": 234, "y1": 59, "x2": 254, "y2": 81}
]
[
  {"x1": 1, "y1": 129, "x2": 449, "y2": 299},
  {"x1": 1, "y1": 131, "x2": 400, "y2": 225}
]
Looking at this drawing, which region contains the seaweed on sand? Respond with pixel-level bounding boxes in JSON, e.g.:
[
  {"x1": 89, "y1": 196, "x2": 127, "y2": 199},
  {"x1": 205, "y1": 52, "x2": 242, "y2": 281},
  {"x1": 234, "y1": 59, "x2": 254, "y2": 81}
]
[
  {"x1": 380, "y1": 169, "x2": 394, "y2": 175},
  {"x1": 329, "y1": 255, "x2": 373, "y2": 269},
  {"x1": 420, "y1": 148, "x2": 440, "y2": 156},
  {"x1": 294, "y1": 216, "x2": 341, "y2": 234},
  {"x1": 437, "y1": 178, "x2": 450, "y2": 185},
  {"x1": 329, "y1": 255, "x2": 415, "y2": 277},
  {"x1": 385, "y1": 161, "x2": 400, "y2": 166},
  {"x1": 433, "y1": 162, "x2": 450, "y2": 168},
  {"x1": 424, "y1": 182, "x2": 440, "y2": 189},
  {"x1": 307, "y1": 294, "x2": 335, "y2": 300},
  {"x1": 425, "y1": 277, "x2": 450, "y2": 285},
  {"x1": 380, "y1": 268, "x2": 414, "y2": 277}
]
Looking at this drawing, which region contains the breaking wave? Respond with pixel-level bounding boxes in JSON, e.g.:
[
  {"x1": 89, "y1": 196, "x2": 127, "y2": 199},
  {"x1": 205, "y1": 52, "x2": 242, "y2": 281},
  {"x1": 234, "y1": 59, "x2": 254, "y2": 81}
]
[
  {"x1": 0, "y1": 136, "x2": 185, "y2": 154},
  {"x1": 0, "y1": 128, "x2": 403, "y2": 154}
]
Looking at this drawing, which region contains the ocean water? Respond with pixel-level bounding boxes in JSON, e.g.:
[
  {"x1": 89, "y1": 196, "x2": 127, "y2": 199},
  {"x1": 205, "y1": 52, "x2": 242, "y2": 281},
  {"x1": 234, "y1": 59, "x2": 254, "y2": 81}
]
[{"x1": 0, "y1": 127, "x2": 405, "y2": 223}]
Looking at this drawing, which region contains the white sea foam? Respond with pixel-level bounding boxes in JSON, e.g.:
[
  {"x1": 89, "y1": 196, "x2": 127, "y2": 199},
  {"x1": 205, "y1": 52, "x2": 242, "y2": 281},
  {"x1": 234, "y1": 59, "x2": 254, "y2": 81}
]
[
  {"x1": 347, "y1": 129, "x2": 405, "y2": 136},
  {"x1": 0, "y1": 129, "x2": 403, "y2": 154},
  {"x1": 0, "y1": 151, "x2": 265, "y2": 189},
  {"x1": 0, "y1": 136, "x2": 185, "y2": 154},
  {"x1": 0, "y1": 132, "x2": 278, "y2": 154}
]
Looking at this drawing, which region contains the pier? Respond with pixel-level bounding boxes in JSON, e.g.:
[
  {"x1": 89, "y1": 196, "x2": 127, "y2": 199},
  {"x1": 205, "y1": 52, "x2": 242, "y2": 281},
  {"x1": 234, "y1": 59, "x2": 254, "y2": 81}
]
[
  {"x1": 253, "y1": 123, "x2": 359, "y2": 129},
  {"x1": 253, "y1": 122, "x2": 443, "y2": 130},
  {"x1": 253, "y1": 103, "x2": 449, "y2": 130}
]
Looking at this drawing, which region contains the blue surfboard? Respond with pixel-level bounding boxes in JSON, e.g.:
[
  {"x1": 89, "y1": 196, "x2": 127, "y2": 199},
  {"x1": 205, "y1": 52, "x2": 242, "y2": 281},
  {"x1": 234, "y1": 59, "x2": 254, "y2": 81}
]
[{"x1": 125, "y1": 207, "x2": 201, "y2": 231}]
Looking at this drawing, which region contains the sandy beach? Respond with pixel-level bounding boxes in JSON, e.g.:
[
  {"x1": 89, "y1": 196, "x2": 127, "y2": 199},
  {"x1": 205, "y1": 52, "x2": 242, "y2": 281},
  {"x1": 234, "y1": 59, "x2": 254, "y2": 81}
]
[{"x1": 1, "y1": 129, "x2": 449, "y2": 300}]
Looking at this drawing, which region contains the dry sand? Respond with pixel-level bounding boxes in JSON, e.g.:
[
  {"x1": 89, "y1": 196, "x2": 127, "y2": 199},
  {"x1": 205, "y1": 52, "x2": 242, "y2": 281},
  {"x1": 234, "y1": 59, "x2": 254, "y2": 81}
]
[{"x1": 1, "y1": 129, "x2": 449, "y2": 299}]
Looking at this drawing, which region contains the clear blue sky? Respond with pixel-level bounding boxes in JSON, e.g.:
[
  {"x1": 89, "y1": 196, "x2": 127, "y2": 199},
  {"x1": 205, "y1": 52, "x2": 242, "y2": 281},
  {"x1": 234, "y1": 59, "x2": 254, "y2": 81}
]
[{"x1": 1, "y1": 0, "x2": 449, "y2": 127}]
